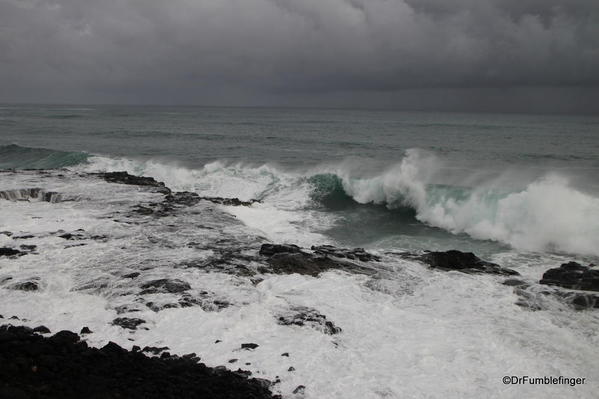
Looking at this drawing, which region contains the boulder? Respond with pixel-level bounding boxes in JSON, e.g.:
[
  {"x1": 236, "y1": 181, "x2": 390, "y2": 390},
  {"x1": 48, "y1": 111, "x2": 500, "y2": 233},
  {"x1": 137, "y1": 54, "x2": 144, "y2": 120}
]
[
  {"x1": 403, "y1": 250, "x2": 519, "y2": 276},
  {"x1": 540, "y1": 262, "x2": 599, "y2": 292},
  {"x1": 259, "y1": 243, "x2": 375, "y2": 277}
]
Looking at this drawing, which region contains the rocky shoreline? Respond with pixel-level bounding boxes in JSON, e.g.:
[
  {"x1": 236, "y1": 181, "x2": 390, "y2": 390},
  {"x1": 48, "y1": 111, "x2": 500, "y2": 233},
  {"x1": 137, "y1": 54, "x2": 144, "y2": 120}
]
[
  {"x1": 1, "y1": 169, "x2": 599, "y2": 397},
  {"x1": 0, "y1": 324, "x2": 279, "y2": 399}
]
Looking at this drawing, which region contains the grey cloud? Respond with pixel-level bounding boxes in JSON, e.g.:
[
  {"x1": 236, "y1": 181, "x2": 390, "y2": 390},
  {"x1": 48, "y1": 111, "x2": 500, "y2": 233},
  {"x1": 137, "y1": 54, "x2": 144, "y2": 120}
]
[{"x1": 0, "y1": 0, "x2": 598, "y2": 111}]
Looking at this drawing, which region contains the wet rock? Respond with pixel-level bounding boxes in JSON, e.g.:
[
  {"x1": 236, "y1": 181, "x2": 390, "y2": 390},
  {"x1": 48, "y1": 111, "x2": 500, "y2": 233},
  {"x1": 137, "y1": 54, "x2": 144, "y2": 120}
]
[
  {"x1": 260, "y1": 243, "x2": 375, "y2": 277},
  {"x1": 165, "y1": 191, "x2": 202, "y2": 206},
  {"x1": 311, "y1": 245, "x2": 381, "y2": 262},
  {"x1": 402, "y1": 250, "x2": 519, "y2": 276},
  {"x1": 140, "y1": 278, "x2": 191, "y2": 294},
  {"x1": 18, "y1": 244, "x2": 37, "y2": 252},
  {"x1": 48, "y1": 330, "x2": 80, "y2": 345},
  {"x1": 281, "y1": 353, "x2": 289, "y2": 357},
  {"x1": 228, "y1": 359, "x2": 238, "y2": 363},
  {"x1": 33, "y1": 326, "x2": 51, "y2": 334},
  {"x1": 166, "y1": 191, "x2": 260, "y2": 207},
  {"x1": 0, "y1": 188, "x2": 68, "y2": 203},
  {"x1": 293, "y1": 385, "x2": 306, "y2": 395},
  {"x1": 9, "y1": 281, "x2": 39, "y2": 291},
  {"x1": 80, "y1": 327, "x2": 92, "y2": 335},
  {"x1": 540, "y1": 262, "x2": 599, "y2": 292},
  {"x1": 259, "y1": 244, "x2": 302, "y2": 256},
  {"x1": 0, "y1": 247, "x2": 24, "y2": 257},
  {"x1": 12, "y1": 234, "x2": 34, "y2": 239},
  {"x1": 142, "y1": 346, "x2": 170, "y2": 355},
  {"x1": 112, "y1": 317, "x2": 146, "y2": 330},
  {"x1": 98, "y1": 171, "x2": 171, "y2": 194},
  {"x1": 201, "y1": 196, "x2": 260, "y2": 207},
  {"x1": 0, "y1": 325, "x2": 278, "y2": 399},
  {"x1": 288, "y1": 367, "x2": 295, "y2": 372},
  {"x1": 241, "y1": 343, "x2": 259, "y2": 350},
  {"x1": 57, "y1": 230, "x2": 107, "y2": 241},
  {"x1": 277, "y1": 307, "x2": 342, "y2": 335}
]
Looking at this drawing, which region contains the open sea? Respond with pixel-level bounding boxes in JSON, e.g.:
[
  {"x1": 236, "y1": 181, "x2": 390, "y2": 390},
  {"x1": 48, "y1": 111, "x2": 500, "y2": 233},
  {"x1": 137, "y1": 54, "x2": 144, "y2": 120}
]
[{"x1": 1, "y1": 104, "x2": 599, "y2": 398}]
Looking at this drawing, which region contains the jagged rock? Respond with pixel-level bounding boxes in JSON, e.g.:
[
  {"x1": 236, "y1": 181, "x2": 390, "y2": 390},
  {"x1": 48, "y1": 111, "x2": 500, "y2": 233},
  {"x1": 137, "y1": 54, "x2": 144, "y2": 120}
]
[
  {"x1": 142, "y1": 346, "x2": 170, "y2": 355},
  {"x1": 259, "y1": 243, "x2": 375, "y2": 277},
  {"x1": 165, "y1": 191, "x2": 202, "y2": 206},
  {"x1": 259, "y1": 244, "x2": 302, "y2": 256},
  {"x1": 311, "y1": 245, "x2": 381, "y2": 262},
  {"x1": 9, "y1": 281, "x2": 39, "y2": 291},
  {"x1": 112, "y1": 317, "x2": 146, "y2": 330},
  {"x1": 401, "y1": 250, "x2": 519, "y2": 276},
  {"x1": 12, "y1": 234, "x2": 34, "y2": 239},
  {"x1": 33, "y1": 326, "x2": 51, "y2": 334},
  {"x1": 80, "y1": 327, "x2": 92, "y2": 335},
  {"x1": 540, "y1": 262, "x2": 599, "y2": 292},
  {"x1": 293, "y1": 385, "x2": 306, "y2": 395},
  {"x1": 277, "y1": 307, "x2": 342, "y2": 335},
  {"x1": 0, "y1": 247, "x2": 24, "y2": 257},
  {"x1": 98, "y1": 171, "x2": 170, "y2": 194},
  {"x1": 0, "y1": 325, "x2": 278, "y2": 399},
  {"x1": 140, "y1": 279, "x2": 191, "y2": 294},
  {"x1": 201, "y1": 196, "x2": 259, "y2": 207}
]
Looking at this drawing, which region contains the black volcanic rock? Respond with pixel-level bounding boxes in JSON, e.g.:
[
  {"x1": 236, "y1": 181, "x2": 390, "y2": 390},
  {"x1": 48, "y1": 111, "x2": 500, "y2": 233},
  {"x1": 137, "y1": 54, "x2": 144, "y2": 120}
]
[
  {"x1": 311, "y1": 245, "x2": 381, "y2": 262},
  {"x1": 259, "y1": 244, "x2": 302, "y2": 257},
  {"x1": 98, "y1": 171, "x2": 171, "y2": 194},
  {"x1": 0, "y1": 325, "x2": 278, "y2": 399},
  {"x1": 9, "y1": 281, "x2": 39, "y2": 291},
  {"x1": 112, "y1": 317, "x2": 146, "y2": 330},
  {"x1": 140, "y1": 279, "x2": 191, "y2": 294},
  {"x1": 402, "y1": 250, "x2": 519, "y2": 276},
  {"x1": 165, "y1": 191, "x2": 259, "y2": 207},
  {"x1": 33, "y1": 326, "x2": 51, "y2": 334},
  {"x1": 540, "y1": 262, "x2": 599, "y2": 292},
  {"x1": 259, "y1": 243, "x2": 375, "y2": 277},
  {"x1": 277, "y1": 307, "x2": 342, "y2": 335},
  {"x1": 80, "y1": 327, "x2": 92, "y2": 335},
  {"x1": 0, "y1": 247, "x2": 24, "y2": 257}
]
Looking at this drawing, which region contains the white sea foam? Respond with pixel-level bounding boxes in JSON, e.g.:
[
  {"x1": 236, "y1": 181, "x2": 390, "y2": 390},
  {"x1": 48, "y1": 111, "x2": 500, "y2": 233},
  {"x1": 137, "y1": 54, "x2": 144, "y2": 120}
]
[
  {"x1": 76, "y1": 149, "x2": 599, "y2": 257},
  {"x1": 2, "y1": 170, "x2": 599, "y2": 398}
]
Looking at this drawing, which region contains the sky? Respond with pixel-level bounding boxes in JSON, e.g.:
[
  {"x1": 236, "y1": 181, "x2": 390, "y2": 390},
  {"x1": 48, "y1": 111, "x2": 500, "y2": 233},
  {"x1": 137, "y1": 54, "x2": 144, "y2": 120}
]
[{"x1": 1, "y1": 0, "x2": 598, "y2": 113}]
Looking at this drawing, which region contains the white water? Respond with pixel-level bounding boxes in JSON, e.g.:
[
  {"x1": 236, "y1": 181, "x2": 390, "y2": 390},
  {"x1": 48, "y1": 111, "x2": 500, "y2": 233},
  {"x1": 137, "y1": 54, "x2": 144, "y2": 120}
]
[
  {"x1": 76, "y1": 150, "x2": 599, "y2": 258},
  {"x1": 2, "y1": 170, "x2": 599, "y2": 398}
]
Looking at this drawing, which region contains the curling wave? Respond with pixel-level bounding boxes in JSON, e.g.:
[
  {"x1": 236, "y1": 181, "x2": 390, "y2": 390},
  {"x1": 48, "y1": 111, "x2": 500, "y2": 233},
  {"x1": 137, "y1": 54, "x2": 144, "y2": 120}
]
[{"x1": 75, "y1": 149, "x2": 599, "y2": 257}]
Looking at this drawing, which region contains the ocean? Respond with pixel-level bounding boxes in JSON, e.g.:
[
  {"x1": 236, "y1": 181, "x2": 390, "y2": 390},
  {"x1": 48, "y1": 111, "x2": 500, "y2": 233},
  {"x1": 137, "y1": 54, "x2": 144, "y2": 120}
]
[{"x1": 1, "y1": 104, "x2": 599, "y2": 398}]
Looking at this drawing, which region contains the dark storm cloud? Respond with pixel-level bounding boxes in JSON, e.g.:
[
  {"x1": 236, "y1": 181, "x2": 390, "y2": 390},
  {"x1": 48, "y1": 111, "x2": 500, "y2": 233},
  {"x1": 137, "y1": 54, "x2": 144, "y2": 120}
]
[{"x1": 0, "y1": 0, "x2": 598, "y2": 111}]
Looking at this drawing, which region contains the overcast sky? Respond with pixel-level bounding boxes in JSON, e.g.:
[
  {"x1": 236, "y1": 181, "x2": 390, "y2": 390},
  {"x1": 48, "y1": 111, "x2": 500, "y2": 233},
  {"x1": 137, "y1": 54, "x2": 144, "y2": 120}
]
[{"x1": 1, "y1": 0, "x2": 598, "y2": 113}]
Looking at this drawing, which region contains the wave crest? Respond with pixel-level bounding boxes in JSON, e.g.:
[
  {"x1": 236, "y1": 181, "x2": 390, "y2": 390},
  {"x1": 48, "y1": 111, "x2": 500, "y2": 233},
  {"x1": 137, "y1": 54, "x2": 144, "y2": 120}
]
[{"x1": 77, "y1": 149, "x2": 599, "y2": 257}]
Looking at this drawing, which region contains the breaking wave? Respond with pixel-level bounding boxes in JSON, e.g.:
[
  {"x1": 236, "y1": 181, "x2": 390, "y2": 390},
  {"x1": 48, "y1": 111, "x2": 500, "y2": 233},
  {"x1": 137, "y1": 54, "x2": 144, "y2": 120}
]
[{"x1": 5, "y1": 144, "x2": 597, "y2": 256}]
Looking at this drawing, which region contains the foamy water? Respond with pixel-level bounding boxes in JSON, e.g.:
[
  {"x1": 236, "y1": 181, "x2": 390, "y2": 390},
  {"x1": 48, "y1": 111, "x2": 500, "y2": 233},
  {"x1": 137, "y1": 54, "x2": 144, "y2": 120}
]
[{"x1": 1, "y1": 169, "x2": 598, "y2": 398}]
